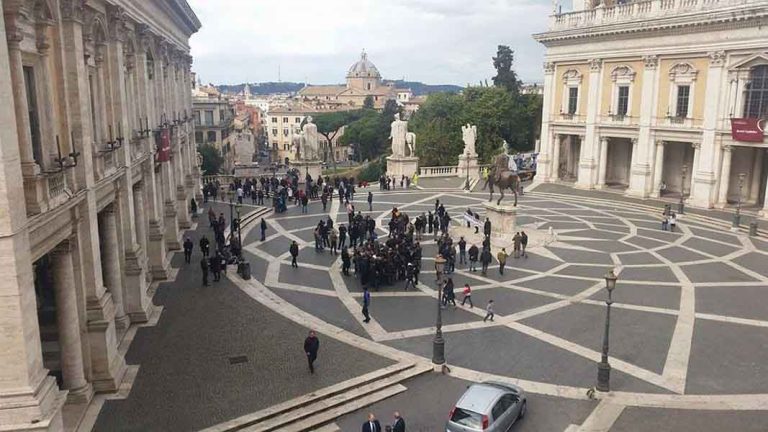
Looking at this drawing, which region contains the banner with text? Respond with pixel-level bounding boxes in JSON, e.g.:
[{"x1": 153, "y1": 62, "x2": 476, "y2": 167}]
[
  {"x1": 731, "y1": 118, "x2": 765, "y2": 143},
  {"x1": 155, "y1": 129, "x2": 171, "y2": 162}
]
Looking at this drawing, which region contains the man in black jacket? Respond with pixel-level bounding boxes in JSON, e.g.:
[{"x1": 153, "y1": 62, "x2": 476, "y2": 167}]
[
  {"x1": 200, "y1": 257, "x2": 209, "y2": 286},
  {"x1": 392, "y1": 411, "x2": 405, "y2": 432},
  {"x1": 289, "y1": 241, "x2": 299, "y2": 268},
  {"x1": 362, "y1": 413, "x2": 381, "y2": 432},
  {"x1": 183, "y1": 238, "x2": 193, "y2": 264},
  {"x1": 303, "y1": 330, "x2": 320, "y2": 374}
]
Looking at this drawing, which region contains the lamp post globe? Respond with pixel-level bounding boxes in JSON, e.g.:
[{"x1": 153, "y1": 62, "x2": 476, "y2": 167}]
[
  {"x1": 597, "y1": 269, "x2": 618, "y2": 392},
  {"x1": 433, "y1": 254, "x2": 447, "y2": 365}
]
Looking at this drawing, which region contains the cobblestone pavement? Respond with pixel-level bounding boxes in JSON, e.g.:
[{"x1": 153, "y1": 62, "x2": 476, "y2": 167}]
[
  {"x1": 91, "y1": 202, "x2": 394, "y2": 432},
  {"x1": 231, "y1": 185, "x2": 768, "y2": 430}
]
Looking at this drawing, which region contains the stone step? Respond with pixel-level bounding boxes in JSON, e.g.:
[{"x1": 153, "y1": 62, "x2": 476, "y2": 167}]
[
  {"x1": 201, "y1": 362, "x2": 425, "y2": 432},
  {"x1": 245, "y1": 363, "x2": 430, "y2": 432},
  {"x1": 278, "y1": 384, "x2": 407, "y2": 432},
  {"x1": 309, "y1": 423, "x2": 341, "y2": 432}
]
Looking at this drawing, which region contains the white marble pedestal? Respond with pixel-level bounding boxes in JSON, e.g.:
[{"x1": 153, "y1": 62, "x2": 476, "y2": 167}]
[
  {"x1": 457, "y1": 153, "x2": 479, "y2": 181},
  {"x1": 292, "y1": 160, "x2": 323, "y2": 185},
  {"x1": 482, "y1": 202, "x2": 517, "y2": 235},
  {"x1": 387, "y1": 156, "x2": 419, "y2": 179}
]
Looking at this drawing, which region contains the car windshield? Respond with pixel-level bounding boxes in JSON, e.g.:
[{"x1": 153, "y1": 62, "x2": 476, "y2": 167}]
[{"x1": 451, "y1": 407, "x2": 483, "y2": 428}]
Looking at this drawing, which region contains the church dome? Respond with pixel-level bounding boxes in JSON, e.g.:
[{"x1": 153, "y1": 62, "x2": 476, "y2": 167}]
[{"x1": 346, "y1": 51, "x2": 381, "y2": 79}]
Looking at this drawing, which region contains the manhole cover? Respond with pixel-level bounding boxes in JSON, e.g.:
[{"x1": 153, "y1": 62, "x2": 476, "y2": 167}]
[{"x1": 228, "y1": 355, "x2": 248, "y2": 365}]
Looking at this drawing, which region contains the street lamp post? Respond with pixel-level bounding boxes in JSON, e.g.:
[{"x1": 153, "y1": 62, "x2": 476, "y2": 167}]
[
  {"x1": 679, "y1": 164, "x2": 688, "y2": 214},
  {"x1": 596, "y1": 269, "x2": 618, "y2": 392},
  {"x1": 432, "y1": 254, "x2": 446, "y2": 366},
  {"x1": 733, "y1": 173, "x2": 747, "y2": 229},
  {"x1": 236, "y1": 204, "x2": 242, "y2": 246},
  {"x1": 227, "y1": 189, "x2": 235, "y2": 237},
  {"x1": 464, "y1": 152, "x2": 470, "y2": 191}
]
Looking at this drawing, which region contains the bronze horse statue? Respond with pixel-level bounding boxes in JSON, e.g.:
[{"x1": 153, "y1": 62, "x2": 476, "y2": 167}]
[{"x1": 483, "y1": 153, "x2": 521, "y2": 206}]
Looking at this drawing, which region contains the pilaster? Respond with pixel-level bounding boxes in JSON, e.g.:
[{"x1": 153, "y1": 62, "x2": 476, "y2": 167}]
[
  {"x1": 576, "y1": 59, "x2": 602, "y2": 189},
  {"x1": 627, "y1": 55, "x2": 659, "y2": 198}
]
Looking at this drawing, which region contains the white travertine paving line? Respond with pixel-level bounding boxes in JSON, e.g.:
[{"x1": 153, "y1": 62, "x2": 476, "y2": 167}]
[
  {"x1": 571, "y1": 400, "x2": 626, "y2": 432},
  {"x1": 269, "y1": 219, "x2": 309, "y2": 246}
]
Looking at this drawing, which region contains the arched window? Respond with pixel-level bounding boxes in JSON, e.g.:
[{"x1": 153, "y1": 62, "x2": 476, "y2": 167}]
[{"x1": 744, "y1": 65, "x2": 768, "y2": 118}]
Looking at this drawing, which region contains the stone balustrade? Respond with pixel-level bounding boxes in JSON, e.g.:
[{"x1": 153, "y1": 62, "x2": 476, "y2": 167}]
[
  {"x1": 549, "y1": 0, "x2": 755, "y2": 31},
  {"x1": 418, "y1": 166, "x2": 459, "y2": 178}
]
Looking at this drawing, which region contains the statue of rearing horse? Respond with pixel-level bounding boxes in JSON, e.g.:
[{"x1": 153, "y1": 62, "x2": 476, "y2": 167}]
[{"x1": 483, "y1": 152, "x2": 521, "y2": 206}]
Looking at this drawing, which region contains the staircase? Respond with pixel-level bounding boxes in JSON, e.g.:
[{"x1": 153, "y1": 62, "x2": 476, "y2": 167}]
[{"x1": 201, "y1": 362, "x2": 432, "y2": 432}]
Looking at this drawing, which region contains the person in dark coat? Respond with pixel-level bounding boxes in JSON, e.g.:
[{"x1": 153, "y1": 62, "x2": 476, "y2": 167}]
[
  {"x1": 183, "y1": 238, "x2": 193, "y2": 264},
  {"x1": 289, "y1": 240, "x2": 299, "y2": 268},
  {"x1": 362, "y1": 288, "x2": 371, "y2": 323},
  {"x1": 209, "y1": 253, "x2": 221, "y2": 282},
  {"x1": 392, "y1": 412, "x2": 406, "y2": 432},
  {"x1": 484, "y1": 218, "x2": 491, "y2": 237},
  {"x1": 480, "y1": 247, "x2": 492, "y2": 276},
  {"x1": 200, "y1": 257, "x2": 209, "y2": 286},
  {"x1": 260, "y1": 218, "x2": 267, "y2": 241},
  {"x1": 341, "y1": 247, "x2": 351, "y2": 276},
  {"x1": 362, "y1": 413, "x2": 381, "y2": 432},
  {"x1": 304, "y1": 330, "x2": 320, "y2": 374},
  {"x1": 468, "y1": 244, "x2": 479, "y2": 272},
  {"x1": 199, "y1": 236, "x2": 210, "y2": 257},
  {"x1": 367, "y1": 191, "x2": 373, "y2": 211}
]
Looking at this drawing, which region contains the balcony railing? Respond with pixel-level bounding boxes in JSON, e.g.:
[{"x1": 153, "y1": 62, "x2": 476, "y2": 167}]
[
  {"x1": 548, "y1": 0, "x2": 757, "y2": 31},
  {"x1": 419, "y1": 166, "x2": 459, "y2": 178}
]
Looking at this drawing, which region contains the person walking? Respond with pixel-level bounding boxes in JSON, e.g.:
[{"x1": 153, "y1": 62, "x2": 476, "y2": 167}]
[
  {"x1": 301, "y1": 194, "x2": 309, "y2": 214},
  {"x1": 497, "y1": 248, "x2": 508, "y2": 275},
  {"x1": 521, "y1": 231, "x2": 528, "y2": 258},
  {"x1": 484, "y1": 217, "x2": 491, "y2": 237},
  {"x1": 329, "y1": 228, "x2": 338, "y2": 255},
  {"x1": 183, "y1": 237, "x2": 193, "y2": 264},
  {"x1": 304, "y1": 330, "x2": 320, "y2": 374},
  {"x1": 461, "y1": 283, "x2": 473, "y2": 308},
  {"x1": 458, "y1": 236, "x2": 467, "y2": 265},
  {"x1": 443, "y1": 278, "x2": 456, "y2": 307},
  {"x1": 362, "y1": 413, "x2": 382, "y2": 432},
  {"x1": 339, "y1": 224, "x2": 347, "y2": 249},
  {"x1": 392, "y1": 412, "x2": 406, "y2": 432},
  {"x1": 669, "y1": 212, "x2": 677, "y2": 232},
  {"x1": 209, "y1": 253, "x2": 221, "y2": 282},
  {"x1": 260, "y1": 218, "x2": 268, "y2": 241},
  {"x1": 480, "y1": 247, "x2": 492, "y2": 275},
  {"x1": 289, "y1": 240, "x2": 299, "y2": 268},
  {"x1": 367, "y1": 191, "x2": 373, "y2": 212},
  {"x1": 199, "y1": 236, "x2": 210, "y2": 257},
  {"x1": 404, "y1": 263, "x2": 416, "y2": 291},
  {"x1": 512, "y1": 232, "x2": 522, "y2": 259},
  {"x1": 362, "y1": 288, "x2": 371, "y2": 323},
  {"x1": 468, "y1": 244, "x2": 479, "y2": 272},
  {"x1": 341, "y1": 247, "x2": 351, "y2": 276},
  {"x1": 483, "y1": 299, "x2": 495, "y2": 322},
  {"x1": 200, "y1": 257, "x2": 209, "y2": 286}
]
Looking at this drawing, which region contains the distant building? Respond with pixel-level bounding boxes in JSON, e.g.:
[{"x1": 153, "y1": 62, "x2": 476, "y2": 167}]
[
  {"x1": 298, "y1": 51, "x2": 412, "y2": 110},
  {"x1": 266, "y1": 105, "x2": 348, "y2": 164},
  {"x1": 521, "y1": 83, "x2": 544, "y2": 96},
  {"x1": 192, "y1": 84, "x2": 236, "y2": 172}
]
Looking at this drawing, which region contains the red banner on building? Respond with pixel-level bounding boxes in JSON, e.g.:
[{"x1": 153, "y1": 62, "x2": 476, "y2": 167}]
[
  {"x1": 731, "y1": 118, "x2": 765, "y2": 143},
  {"x1": 155, "y1": 128, "x2": 171, "y2": 162}
]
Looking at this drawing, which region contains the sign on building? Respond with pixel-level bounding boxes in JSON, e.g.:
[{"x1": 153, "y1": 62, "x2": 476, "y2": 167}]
[
  {"x1": 731, "y1": 118, "x2": 765, "y2": 143},
  {"x1": 156, "y1": 128, "x2": 172, "y2": 162}
]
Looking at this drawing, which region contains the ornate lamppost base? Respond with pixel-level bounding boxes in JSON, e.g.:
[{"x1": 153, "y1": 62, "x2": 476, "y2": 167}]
[
  {"x1": 597, "y1": 361, "x2": 611, "y2": 392},
  {"x1": 432, "y1": 335, "x2": 445, "y2": 365}
]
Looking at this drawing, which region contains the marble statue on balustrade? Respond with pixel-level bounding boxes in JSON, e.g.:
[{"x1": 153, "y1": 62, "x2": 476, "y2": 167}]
[
  {"x1": 387, "y1": 113, "x2": 419, "y2": 178},
  {"x1": 301, "y1": 116, "x2": 320, "y2": 161},
  {"x1": 291, "y1": 117, "x2": 323, "y2": 184},
  {"x1": 462, "y1": 123, "x2": 478, "y2": 157},
  {"x1": 291, "y1": 127, "x2": 303, "y2": 160}
]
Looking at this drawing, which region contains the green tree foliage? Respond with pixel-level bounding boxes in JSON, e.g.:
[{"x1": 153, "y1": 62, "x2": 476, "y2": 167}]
[
  {"x1": 313, "y1": 110, "x2": 364, "y2": 169},
  {"x1": 363, "y1": 95, "x2": 375, "y2": 109},
  {"x1": 198, "y1": 144, "x2": 224, "y2": 175},
  {"x1": 492, "y1": 45, "x2": 521, "y2": 96},
  {"x1": 410, "y1": 93, "x2": 466, "y2": 166}
]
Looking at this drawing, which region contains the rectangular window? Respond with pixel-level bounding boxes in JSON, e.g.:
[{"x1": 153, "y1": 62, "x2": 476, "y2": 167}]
[
  {"x1": 617, "y1": 86, "x2": 629, "y2": 116},
  {"x1": 195, "y1": 131, "x2": 203, "y2": 143},
  {"x1": 204, "y1": 110, "x2": 214, "y2": 126},
  {"x1": 282, "y1": 117, "x2": 288, "y2": 123},
  {"x1": 271, "y1": 128, "x2": 278, "y2": 136},
  {"x1": 568, "y1": 87, "x2": 578, "y2": 115},
  {"x1": 283, "y1": 128, "x2": 289, "y2": 136},
  {"x1": 271, "y1": 117, "x2": 277, "y2": 123},
  {"x1": 207, "y1": 131, "x2": 216, "y2": 142},
  {"x1": 23, "y1": 66, "x2": 43, "y2": 165},
  {"x1": 295, "y1": 117, "x2": 301, "y2": 123},
  {"x1": 676, "y1": 85, "x2": 690, "y2": 118},
  {"x1": 194, "y1": 111, "x2": 201, "y2": 126}
]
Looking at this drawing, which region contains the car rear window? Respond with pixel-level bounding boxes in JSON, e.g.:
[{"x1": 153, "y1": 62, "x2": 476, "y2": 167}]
[{"x1": 451, "y1": 408, "x2": 483, "y2": 428}]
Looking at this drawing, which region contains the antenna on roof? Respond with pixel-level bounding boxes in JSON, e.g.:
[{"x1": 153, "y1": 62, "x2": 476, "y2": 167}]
[{"x1": 278, "y1": 64, "x2": 281, "y2": 83}]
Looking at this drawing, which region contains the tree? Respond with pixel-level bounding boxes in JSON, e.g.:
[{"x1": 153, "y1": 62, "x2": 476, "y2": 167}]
[
  {"x1": 340, "y1": 111, "x2": 389, "y2": 162},
  {"x1": 198, "y1": 143, "x2": 224, "y2": 175},
  {"x1": 363, "y1": 95, "x2": 375, "y2": 109},
  {"x1": 410, "y1": 93, "x2": 466, "y2": 166},
  {"x1": 313, "y1": 110, "x2": 364, "y2": 170},
  {"x1": 492, "y1": 45, "x2": 521, "y2": 96}
]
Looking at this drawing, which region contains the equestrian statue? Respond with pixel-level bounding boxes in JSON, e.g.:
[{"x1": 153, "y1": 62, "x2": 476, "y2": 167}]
[{"x1": 483, "y1": 142, "x2": 521, "y2": 206}]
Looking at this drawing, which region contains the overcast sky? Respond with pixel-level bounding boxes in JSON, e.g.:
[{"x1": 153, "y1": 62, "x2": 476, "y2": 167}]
[{"x1": 187, "y1": 0, "x2": 552, "y2": 87}]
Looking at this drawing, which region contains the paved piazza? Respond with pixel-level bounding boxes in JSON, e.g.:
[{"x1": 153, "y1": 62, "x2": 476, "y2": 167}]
[
  {"x1": 236, "y1": 182, "x2": 768, "y2": 430},
  {"x1": 93, "y1": 183, "x2": 768, "y2": 431}
]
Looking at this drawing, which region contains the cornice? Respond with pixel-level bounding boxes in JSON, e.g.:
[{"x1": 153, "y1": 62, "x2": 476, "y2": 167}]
[{"x1": 534, "y1": 5, "x2": 768, "y2": 46}]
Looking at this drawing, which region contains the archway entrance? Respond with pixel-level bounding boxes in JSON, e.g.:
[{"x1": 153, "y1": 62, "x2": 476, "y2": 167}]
[
  {"x1": 660, "y1": 142, "x2": 695, "y2": 197},
  {"x1": 557, "y1": 135, "x2": 581, "y2": 181},
  {"x1": 605, "y1": 138, "x2": 633, "y2": 188}
]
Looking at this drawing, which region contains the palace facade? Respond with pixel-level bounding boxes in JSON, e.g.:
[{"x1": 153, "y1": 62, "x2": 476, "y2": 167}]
[
  {"x1": 534, "y1": 0, "x2": 768, "y2": 212},
  {"x1": 0, "y1": 0, "x2": 200, "y2": 430}
]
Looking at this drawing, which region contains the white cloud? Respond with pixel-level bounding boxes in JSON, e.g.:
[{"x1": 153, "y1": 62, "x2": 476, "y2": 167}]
[{"x1": 187, "y1": 0, "x2": 550, "y2": 86}]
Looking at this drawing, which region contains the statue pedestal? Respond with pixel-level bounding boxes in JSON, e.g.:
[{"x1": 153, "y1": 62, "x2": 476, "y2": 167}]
[
  {"x1": 387, "y1": 156, "x2": 419, "y2": 179},
  {"x1": 457, "y1": 153, "x2": 479, "y2": 180},
  {"x1": 483, "y1": 202, "x2": 517, "y2": 234},
  {"x1": 291, "y1": 159, "x2": 323, "y2": 185}
]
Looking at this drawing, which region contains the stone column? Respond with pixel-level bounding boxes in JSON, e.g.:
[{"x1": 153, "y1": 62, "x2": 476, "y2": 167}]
[
  {"x1": 597, "y1": 137, "x2": 609, "y2": 188},
  {"x1": 577, "y1": 59, "x2": 602, "y2": 189},
  {"x1": 133, "y1": 184, "x2": 147, "y2": 253},
  {"x1": 628, "y1": 55, "x2": 659, "y2": 198},
  {"x1": 99, "y1": 206, "x2": 129, "y2": 330},
  {"x1": 537, "y1": 62, "x2": 556, "y2": 181},
  {"x1": 692, "y1": 51, "x2": 727, "y2": 208},
  {"x1": 550, "y1": 133, "x2": 561, "y2": 182},
  {"x1": 717, "y1": 145, "x2": 733, "y2": 207},
  {"x1": 651, "y1": 140, "x2": 666, "y2": 198},
  {"x1": 689, "y1": 142, "x2": 702, "y2": 200},
  {"x1": 51, "y1": 240, "x2": 93, "y2": 403},
  {"x1": 749, "y1": 148, "x2": 763, "y2": 203},
  {"x1": 628, "y1": 138, "x2": 638, "y2": 186}
]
